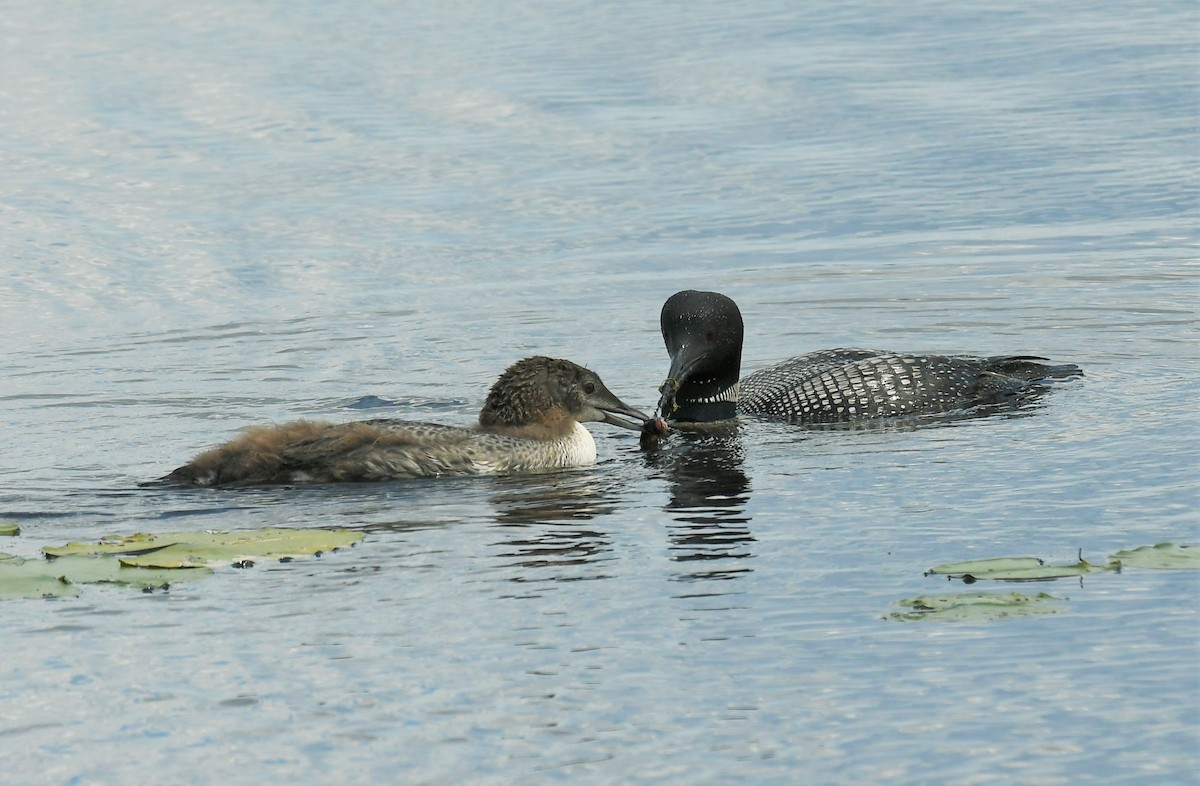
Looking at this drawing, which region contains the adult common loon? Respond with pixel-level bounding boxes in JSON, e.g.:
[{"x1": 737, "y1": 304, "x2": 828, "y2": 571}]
[
  {"x1": 165, "y1": 356, "x2": 649, "y2": 485},
  {"x1": 655, "y1": 290, "x2": 1081, "y2": 424}
]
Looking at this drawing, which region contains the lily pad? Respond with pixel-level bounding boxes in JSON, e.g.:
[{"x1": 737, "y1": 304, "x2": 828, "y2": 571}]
[
  {"x1": 0, "y1": 522, "x2": 19, "y2": 537},
  {"x1": 35, "y1": 555, "x2": 212, "y2": 587},
  {"x1": 1109, "y1": 543, "x2": 1200, "y2": 570},
  {"x1": 0, "y1": 554, "x2": 80, "y2": 599},
  {"x1": 44, "y1": 527, "x2": 363, "y2": 568},
  {"x1": 927, "y1": 555, "x2": 1118, "y2": 582},
  {"x1": 888, "y1": 591, "x2": 1064, "y2": 622},
  {"x1": 926, "y1": 557, "x2": 1044, "y2": 576},
  {"x1": 0, "y1": 552, "x2": 208, "y2": 600}
]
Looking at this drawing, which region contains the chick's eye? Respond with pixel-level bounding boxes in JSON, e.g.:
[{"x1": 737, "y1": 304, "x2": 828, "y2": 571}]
[{"x1": 583, "y1": 381, "x2": 596, "y2": 394}]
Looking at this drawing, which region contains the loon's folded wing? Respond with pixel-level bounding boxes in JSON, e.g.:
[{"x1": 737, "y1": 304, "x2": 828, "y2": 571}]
[{"x1": 739, "y1": 351, "x2": 1080, "y2": 423}]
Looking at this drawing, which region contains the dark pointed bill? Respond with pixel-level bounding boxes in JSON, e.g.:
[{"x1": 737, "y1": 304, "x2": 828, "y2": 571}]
[{"x1": 599, "y1": 400, "x2": 653, "y2": 431}]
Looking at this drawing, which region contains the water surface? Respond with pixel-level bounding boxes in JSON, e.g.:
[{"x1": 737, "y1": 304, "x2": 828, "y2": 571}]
[{"x1": 1, "y1": 1, "x2": 1196, "y2": 784}]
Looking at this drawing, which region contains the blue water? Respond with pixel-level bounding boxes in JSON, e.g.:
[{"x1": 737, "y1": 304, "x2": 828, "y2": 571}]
[{"x1": 1, "y1": 1, "x2": 1196, "y2": 784}]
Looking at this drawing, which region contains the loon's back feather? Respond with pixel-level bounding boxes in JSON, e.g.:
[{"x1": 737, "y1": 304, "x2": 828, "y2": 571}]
[
  {"x1": 165, "y1": 420, "x2": 487, "y2": 485},
  {"x1": 738, "y1": 349, "x2": 1082, "y2": 423}
]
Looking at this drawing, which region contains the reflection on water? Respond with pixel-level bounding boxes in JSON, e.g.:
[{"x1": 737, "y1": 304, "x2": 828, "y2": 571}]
[
  {"x1": 487, "y1": 473, "x2": 625, "y2": 582},
  {"x1": 643, "y1": 423, "x2": 755, "y2": 583},
  {"x1": 483, "y1": 436, "x2": 757, "y2": 586},
  {"x1": 488, "y1": 473, "x2": 623, "y2": 526}
]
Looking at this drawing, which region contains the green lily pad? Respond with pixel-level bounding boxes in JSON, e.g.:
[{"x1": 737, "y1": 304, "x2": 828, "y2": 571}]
[
  {"x1": 927, "y1": 555, "x2": 1118, "y2": 582},
  {"x1": 926, "y1": 557, "x2": 1044, "y2": 576},
  {"x1": 888, "y1": 591, "x2": 1064, "y2": 622},
  {"x1": 4, "y1": 527, "x2": 363, "y2": 601},
  {"x1": 1109, "y1": 543, "x2": 1200, "y2": 570},
  {"x1": 43, "y1": 531, "x2": 175, "y2": 558},
  {"x1": 37, "y1": 555, "x2": 213, "y2": 587},
  {"x1": 0, "y1": 552, "x2": 208, "y2": 600},
  {"x1": 0, "y1": 522, "x2": 19, "y2": 537},
  {"x1": 0, "y1": 554, "x2": 81, "y2": 599},
  {"x1": 44, "y1": 527, "x2": 363, "y2": 568}
]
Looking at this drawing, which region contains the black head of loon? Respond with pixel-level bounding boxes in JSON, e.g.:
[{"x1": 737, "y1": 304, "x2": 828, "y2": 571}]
[
  {"x1": 655, "y1": 290, "x2": 1082, "y2": 425},
  {"x1": 657, "y1": 289, "x2": 744, "y2": 422}
]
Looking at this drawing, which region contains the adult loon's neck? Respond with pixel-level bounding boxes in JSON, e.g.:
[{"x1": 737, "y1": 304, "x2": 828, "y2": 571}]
[{"x1": 671, "y1": 399, "x2": 738, "y2": 422}]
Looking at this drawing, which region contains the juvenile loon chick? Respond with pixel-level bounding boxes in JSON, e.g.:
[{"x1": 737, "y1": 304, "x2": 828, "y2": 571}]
[
  {"x1": 656, "y1": 290, "x2": 1081, "y2": 423},
  {"x1": 165, "y1": 356, "x2": 650, "y2": 485}
]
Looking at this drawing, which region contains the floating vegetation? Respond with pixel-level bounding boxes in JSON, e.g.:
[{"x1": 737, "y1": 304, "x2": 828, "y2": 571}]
[
  {"x1": 927, "y1": 542, "x2": 1199, "y2": 584},
  {"x1": 44, "y1": 527, "x2": 364, "y2": 569},
  {"x1": 891, "y1": 542, "x2": 1197, "y2": 623},
  {"x1": 0, "y1": 552, "x2": 210, "y2": 600},
  {"x1": 888, "y1": 591, "x2": 1064, "y2": 622},
  {"x1": 926, "y1": 552, "x2": 1118, "y2": 583},
  {"x1": 924, "y1": 556, "x2": 1045, "y2": 576},
  {"x1": 0, "y1": 553, "x2": 80, "y2": 599},
  {"x1": 0, "y1": 522, "x2": 19, "y2": 537},
  {"x1": 0, "y1": 528, "x2": 363, "y2": 601},
  {"x1": 1109, "y1": 543, "x2": 1200, "y2": 570}
]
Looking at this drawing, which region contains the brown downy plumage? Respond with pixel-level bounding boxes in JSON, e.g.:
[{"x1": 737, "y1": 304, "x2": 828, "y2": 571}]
[{"x1": 164, "y1": 356, "x2": 648, "y2": 486}]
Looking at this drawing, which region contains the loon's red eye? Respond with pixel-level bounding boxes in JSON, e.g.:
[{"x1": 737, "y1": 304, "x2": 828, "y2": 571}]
[{"x1": 583, "y1": 381, "x2": 596, "y2": 394}]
